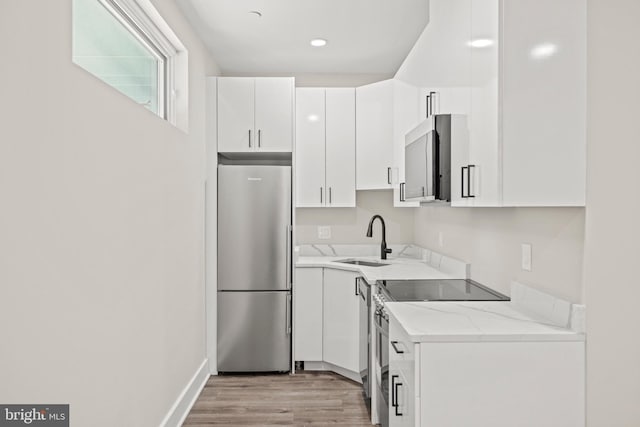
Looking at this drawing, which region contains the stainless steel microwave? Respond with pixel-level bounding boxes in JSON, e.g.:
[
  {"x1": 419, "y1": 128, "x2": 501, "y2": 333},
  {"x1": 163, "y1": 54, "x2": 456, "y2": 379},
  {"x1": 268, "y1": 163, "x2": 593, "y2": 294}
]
[{"x1": 404, "y1": 114, "x2": 467, "y2": 203}]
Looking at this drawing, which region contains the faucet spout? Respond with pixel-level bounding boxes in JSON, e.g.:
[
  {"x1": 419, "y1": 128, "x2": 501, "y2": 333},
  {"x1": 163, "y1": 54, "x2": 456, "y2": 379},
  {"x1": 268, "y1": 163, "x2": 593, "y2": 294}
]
[{"x1": 366, "y1": 215, "x2": 393, "y2": 260}]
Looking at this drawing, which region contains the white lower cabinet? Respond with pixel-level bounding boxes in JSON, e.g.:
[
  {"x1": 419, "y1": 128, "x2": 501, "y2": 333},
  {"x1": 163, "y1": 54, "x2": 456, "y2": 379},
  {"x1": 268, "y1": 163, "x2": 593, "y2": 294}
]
[
  {"x1": 294, "y1": 268, "x2": 360, "y2": 375},
  {"x1": 389, "y1": 316, "x2": 585, "y2": 427},
  {"x1": 293, "y1": 268, "x2": 323, "y2": 361},
  {"x1": 323, "y1": 269, "x2": 360, "y2": 373},
  {"x1": 389, "y1": 319, "x2": 416, "y2": 427}
]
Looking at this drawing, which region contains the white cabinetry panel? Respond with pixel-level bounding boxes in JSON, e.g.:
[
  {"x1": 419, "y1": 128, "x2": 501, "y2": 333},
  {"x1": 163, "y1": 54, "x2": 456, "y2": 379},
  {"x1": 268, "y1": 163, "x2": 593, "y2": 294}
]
[
  {"x1": 501, "y1": 0, "x2": 586, "y2": 206},
  {"x1": 295, "y1": 89, "x2": 326, "y2": 207},
  {"x1": 326, "y1": 89, "x2": 356, "y2": 207},
  {"x1": 217, "y1": 77, "x2": 293, "y2": 153},
  {"x1": 217, "y1": 77, "x2": 254, "y2": 153},
  {"x1": 323, "y1": 269, "x2": 359, "y2": 373},
  {"x1": 255, "y1": 77, "x2": 294, "y2": 152},
  {"x1": 293, "y1": 268, "x2": 323, "y2": 361},
  {"x1": 419, "y1": 342, "x2": 585, "y2": 426},
  {"x1": 356, "y1": 80, "x2": 394, "y2": 190}
]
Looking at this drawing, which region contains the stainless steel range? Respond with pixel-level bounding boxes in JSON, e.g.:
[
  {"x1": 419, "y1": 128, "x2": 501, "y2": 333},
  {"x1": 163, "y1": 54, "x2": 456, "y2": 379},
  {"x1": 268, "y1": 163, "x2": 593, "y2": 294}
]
[{"x1": 370, "y1": 279, "x2": 509, "y2": 427}]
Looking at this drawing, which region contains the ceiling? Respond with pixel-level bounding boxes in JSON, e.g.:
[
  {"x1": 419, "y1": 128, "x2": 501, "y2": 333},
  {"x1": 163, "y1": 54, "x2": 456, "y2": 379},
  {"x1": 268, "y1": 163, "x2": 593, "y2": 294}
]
[{"x1": 176, "y1": 0, "x2": 430, "y2": 75}]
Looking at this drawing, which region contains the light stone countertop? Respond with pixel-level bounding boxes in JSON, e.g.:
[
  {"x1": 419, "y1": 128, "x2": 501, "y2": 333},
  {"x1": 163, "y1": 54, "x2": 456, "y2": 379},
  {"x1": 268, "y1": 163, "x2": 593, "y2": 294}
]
[
  {"x1": 295, "y1": 255, "x2": 460, "y2": 283},
  {"x1": 386, "y1": 301, "x2": 585, "y2": 343},
  {"x1": 295, "y1": 244, "x2": 469, "y2": 283}
]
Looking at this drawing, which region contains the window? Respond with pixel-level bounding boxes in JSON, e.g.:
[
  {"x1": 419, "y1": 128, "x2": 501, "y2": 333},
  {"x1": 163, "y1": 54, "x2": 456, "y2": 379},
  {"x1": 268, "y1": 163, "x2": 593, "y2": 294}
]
[{"x1": 72, "y1": 0, "x2": 182, "y2": 122}]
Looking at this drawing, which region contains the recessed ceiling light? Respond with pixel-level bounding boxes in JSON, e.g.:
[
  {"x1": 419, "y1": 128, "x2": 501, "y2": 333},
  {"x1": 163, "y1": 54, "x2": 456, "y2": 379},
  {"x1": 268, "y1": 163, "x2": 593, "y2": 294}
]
[
  {"x1": 468, "y1": 39, "x2": 494, "y2": 48},
  {"x1": 248, "y1": 10, "x2": 262, "y2": 17},
  {"x1": 310, "y1": 38, "x2": 327, "y2": 47},
  {"x1": 530, "y1": 43, "x2": 558, "y2": 59}
]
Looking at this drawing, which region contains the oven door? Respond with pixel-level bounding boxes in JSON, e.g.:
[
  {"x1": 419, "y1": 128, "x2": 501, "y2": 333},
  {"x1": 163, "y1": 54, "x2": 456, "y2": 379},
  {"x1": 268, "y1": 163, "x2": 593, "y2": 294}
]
[
  {"x1": 358, "y1": 278, "x2": 371, "y2": 403},
  {"x1": 374, "y1": 307, "x2": 390, "y2": 427}
]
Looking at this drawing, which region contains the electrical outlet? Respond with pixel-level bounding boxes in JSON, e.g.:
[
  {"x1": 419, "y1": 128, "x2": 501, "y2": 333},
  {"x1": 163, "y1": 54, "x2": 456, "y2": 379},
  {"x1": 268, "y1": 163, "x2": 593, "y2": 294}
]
[
  {"x1": 438, "y1": 231, "x2": 444, "y2": 247},
  {"x1": 521, "y1": 243, "x2": 532, "y2": 271},
  {"x1": 318, "y1": 226, "x2": 331, "y2": 240}
]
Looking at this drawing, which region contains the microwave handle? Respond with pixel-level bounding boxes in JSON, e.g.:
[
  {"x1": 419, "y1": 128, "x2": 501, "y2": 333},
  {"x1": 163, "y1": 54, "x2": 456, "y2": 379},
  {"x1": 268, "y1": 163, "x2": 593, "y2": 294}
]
[
  {"x1": 461, "y1": 166, "x2": 468, "y2": 198},
  {"x1": 468, "y1": 165, "x2": 476, "y2": 198}
]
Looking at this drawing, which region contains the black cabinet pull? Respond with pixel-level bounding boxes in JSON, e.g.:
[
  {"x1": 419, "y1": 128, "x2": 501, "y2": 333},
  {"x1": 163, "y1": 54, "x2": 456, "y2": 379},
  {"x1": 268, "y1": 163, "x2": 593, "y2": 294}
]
[
  {"x1": 400, "y1": 182, "x2": 406, "y2": 202},
  {"x1": 391, "y1": 341, "x2": 404, "y2": 354},
  {"x1": 461, "y1": 166, "x2": 468, "y2": 198},
  {"x1": 426, "y1": 95, "x2": 431, "y2": 118},
  {"x1": 355, "y1": 278, "x2": 359, "y2": 296},
  {"x1": 468, "y1": 164, "x2": 476, "y2": 198},
  {"x1": 391, "y1": 375, "x2": 399, "y2": 407},
  {"x1": 394, "y1": 381, "x2": 404, "y2": 416},
  {"x1": 387, "y1": 167, "x2": 392, "y2": 185}
]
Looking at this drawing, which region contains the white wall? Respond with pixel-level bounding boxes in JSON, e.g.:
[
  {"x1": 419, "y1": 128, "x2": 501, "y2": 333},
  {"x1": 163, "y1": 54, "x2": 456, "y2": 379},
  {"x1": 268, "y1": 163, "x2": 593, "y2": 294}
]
[
  {"x1": 296, "y1": 190, "x2": 415, "y2": 244},
  {"x1": 414, "y1": 207, "x2": 585, "y2": 302},
  {"x1": 584, "y1": 0, "x2": 640, "y2": 424},
  {"x1": 0, "y1": 1, "x2": 219, "y2": 426}
]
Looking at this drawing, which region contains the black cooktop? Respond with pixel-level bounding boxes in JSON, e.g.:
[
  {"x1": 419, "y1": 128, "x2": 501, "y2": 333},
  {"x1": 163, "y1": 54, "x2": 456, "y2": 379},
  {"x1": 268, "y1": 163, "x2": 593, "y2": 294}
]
[{"x1": 377, "y1": 279, "x2": 510, "y2": 302}]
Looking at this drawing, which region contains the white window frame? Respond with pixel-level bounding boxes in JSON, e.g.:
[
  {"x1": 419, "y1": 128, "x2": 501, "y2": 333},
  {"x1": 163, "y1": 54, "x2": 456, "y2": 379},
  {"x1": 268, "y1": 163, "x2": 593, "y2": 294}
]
[{"x1": 96, "y1": 0, "x2": 180, "y2": 124}]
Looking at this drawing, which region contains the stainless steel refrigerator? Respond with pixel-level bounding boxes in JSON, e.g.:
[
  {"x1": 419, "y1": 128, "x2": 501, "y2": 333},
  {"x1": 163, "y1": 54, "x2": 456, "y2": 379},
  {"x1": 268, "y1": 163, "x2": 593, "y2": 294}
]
[{"x1": 217, "y1": 164, "x2": 292, "y2": 372}]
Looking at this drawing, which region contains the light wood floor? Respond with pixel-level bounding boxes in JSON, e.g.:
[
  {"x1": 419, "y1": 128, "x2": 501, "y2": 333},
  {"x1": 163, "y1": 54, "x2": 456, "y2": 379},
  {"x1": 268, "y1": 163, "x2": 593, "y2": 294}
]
[{"x1": 183, "y1": 371, "x2": 373, "y2": 426}]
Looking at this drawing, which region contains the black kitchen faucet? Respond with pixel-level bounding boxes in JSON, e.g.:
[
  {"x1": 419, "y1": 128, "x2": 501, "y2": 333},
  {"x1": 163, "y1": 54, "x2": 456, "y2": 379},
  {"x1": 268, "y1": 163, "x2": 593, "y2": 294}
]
[{"x1": 366, "y1": 215, "x2": 392, "y2": 260}]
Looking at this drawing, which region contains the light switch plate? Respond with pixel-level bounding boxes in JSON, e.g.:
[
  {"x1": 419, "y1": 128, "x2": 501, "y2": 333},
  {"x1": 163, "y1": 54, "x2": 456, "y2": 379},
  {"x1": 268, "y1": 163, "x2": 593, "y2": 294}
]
[
  {"x1": 521, "y1": 243, "x2": 532, "y2": 271},
  {"x1": 318, "y1": 226, "x2": 331, "y2": 240}
]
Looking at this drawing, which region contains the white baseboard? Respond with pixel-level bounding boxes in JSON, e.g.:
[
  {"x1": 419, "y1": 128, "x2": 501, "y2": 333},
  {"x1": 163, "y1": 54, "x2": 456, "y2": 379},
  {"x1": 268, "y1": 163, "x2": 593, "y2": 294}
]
[
  {"x1": 160, "y1": 359, "x2": 210, "y2": 427},
  {"x1": 301, "y1": 361, "x2": 362, "y2": 384}
]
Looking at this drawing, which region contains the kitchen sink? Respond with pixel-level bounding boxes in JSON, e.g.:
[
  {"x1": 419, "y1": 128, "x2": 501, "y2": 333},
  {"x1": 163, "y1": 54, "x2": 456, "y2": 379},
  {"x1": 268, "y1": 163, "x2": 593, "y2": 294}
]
[{"x1": 335, "y1": 259, "x2": 390, "y2": 267}]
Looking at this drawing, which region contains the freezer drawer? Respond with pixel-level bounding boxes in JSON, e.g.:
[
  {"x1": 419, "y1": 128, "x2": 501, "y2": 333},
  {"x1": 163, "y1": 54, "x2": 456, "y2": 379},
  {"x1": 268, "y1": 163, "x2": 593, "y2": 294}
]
[{"x1": 217, "y1": 291, "x2": 291, "y2": 372}]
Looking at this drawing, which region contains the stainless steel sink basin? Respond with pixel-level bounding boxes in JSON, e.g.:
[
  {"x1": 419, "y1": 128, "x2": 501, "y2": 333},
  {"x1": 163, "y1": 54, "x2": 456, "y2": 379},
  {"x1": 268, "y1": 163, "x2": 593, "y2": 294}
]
[{"x1": 335, "y1": 259, "x2": 390, "y2": 267}]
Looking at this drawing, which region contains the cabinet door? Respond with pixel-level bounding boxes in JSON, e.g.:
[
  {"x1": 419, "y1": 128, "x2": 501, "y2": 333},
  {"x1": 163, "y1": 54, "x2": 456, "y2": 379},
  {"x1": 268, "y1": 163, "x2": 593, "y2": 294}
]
[
  {"x1": 326, "y1": 88, "x2": 356, "y2": 207},
  {"x1": 390, "y1": 369, "x2": 415, "y2": 427},
  {"x1": 217, "y1": 77, "x2": 255, "y2": 152},
  {"x1": 255, "y1": 77, "x2": 294, "y2": 152},
  {"x1": 392, "y1": 80, "x2": 420, "y2": 207},
  {"x1": 323, "y1": 269, "x2": 359, "y2": 373},
  {"x1": 500, "y1": 0, "x2": 586, "y2": 206},
  {"x1": 294, "y1": 268, "x2": 323, "y2": 361},
  {"x1": 468, "y1": 0, "x2": 501, "y2": 207},
  {"x1": 389, "y1": 316, "x2": 416, "y2": 427},
  {"x1": 295, "y1": 88, "x2": 326, "y2": 207},
  {"x1": 356, "y1": 80, "x2": 394, "y2": 190}
]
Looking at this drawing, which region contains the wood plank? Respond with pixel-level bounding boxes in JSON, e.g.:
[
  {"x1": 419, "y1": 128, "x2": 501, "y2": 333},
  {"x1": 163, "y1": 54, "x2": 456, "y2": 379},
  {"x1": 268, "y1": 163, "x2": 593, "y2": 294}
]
[{"x1": 182, "y1": 371, "x2": 373, "y2": 426}]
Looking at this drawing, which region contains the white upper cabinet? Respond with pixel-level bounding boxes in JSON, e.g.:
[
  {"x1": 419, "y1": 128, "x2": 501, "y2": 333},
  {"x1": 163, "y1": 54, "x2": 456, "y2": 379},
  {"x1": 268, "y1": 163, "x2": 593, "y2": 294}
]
[
  {"x1": 500, "y1": 0, "x2": 586, "y2": 206},
  {"x1": 356, "y1": 80, "x2": 394, "y2": 190},
  {"x1": 217, "y1": 77, "x2": 255, "y2": 152},
  {"x1": 255, "y1": 78, "x2": 295, "y2": 152},
  {"x1": 394, "y1": 0, "x2": 586, "y2": 207},
  {"x1": 217, "y1": 77, "x2": 294, "y2": 153},
  {"x1": 325, "y1": 89, "x2": 356, "y2": 207},
  {"x1": 295, "y1": 88, "x2": 326, "y2": 207},
  {"x1": 296, "y1": 88, "x2": 356, "y2": 208},
  {"x1": 392, "y1": 80, "x2": 421, "y2": 207}
]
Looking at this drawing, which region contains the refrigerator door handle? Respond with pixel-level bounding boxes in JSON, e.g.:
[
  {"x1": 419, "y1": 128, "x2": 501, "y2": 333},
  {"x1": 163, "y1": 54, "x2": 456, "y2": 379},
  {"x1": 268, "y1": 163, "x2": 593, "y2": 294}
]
[
  {"x1": 286, "y1": 293, "x2": 292, "y2": 334},
  {"x1": 286, "y1": 225, "x2": 292, "y2": 290}
]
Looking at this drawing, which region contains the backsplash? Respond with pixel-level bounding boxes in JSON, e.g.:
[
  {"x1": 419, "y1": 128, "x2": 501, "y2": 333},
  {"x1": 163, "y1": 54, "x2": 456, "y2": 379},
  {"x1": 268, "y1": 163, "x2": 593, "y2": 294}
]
[
  {"x1": 414, "y1": 206, "x2": 585, "y2": 303},
  {"x1": 295, "y1": 190, "x2": 415, "y2": 244}
]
